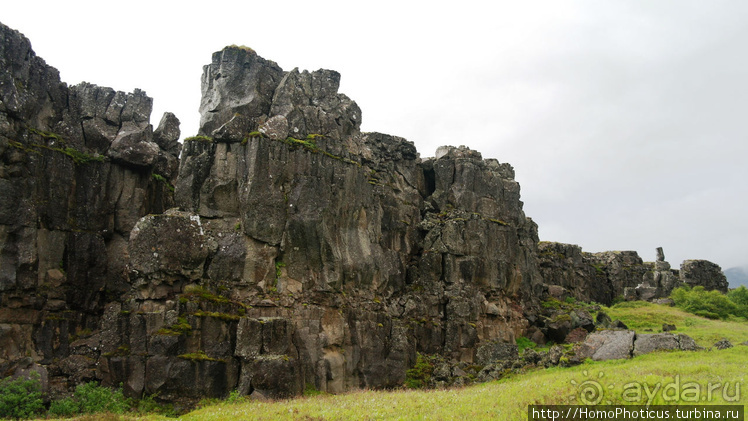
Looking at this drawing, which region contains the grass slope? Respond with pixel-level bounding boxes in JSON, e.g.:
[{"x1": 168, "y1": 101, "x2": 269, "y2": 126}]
[
  {"x1": 604, "y1": 301, "x2": 748, "y2": 346},
  {"x1": 150, "y1": 350, "x2": 745, "y2": 421},
  {"x1": 50, "y1": 302, "x2": 748, "y2": 421}
]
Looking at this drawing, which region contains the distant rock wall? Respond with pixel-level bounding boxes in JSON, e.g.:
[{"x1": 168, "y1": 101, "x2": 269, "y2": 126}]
[
  {"x1": 537, "y1": 242, "x2": 648, "y2": 304},
  {"x1": 680, "y1": 260, "x2": 729, "y2": 293},
  {"x1": 537, "y1": 241, "x2": 727, "y2": 305}
]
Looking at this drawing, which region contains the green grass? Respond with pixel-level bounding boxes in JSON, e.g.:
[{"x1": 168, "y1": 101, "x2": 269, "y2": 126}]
[
  {"x1": 125, "y1": 348, "x2": 745, "y2": 421},
  {"x1": 184, "y1": 135, "x2": 214, "y2": 143},
  {"x1": 604, "y1": 301, "x2": 748, "y2": 347}
]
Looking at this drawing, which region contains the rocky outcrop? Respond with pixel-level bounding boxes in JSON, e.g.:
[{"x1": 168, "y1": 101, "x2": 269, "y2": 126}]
[
  {"x1": 537, "y1": 242, "x2": 648, "y2": 305},
  {"x1": 0, "y1": 22, "x2": 178, "y2": 397},
  {"x1": 114, "y1": 43, "x2": 545, "y2": 395},
  {"x1": 0, "y1": 28, "x2": 544, "y2": 402},
  {"x1": 575, "y1": 330, "x2": 699, "y2": 361},
  {"x1": 680, "y1": 260, "x2": 729, "y2": 293},
  {"x1": 623, "y1": 247, "x2": 681, "y2": 301},
  {"x1": 198, "y1": 46, "x2": 360, "y2": 142}
]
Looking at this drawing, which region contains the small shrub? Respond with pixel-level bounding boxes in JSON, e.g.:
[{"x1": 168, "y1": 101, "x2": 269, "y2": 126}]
[
  {"x1": 275, "y1": 261, "x2": 286, "y2": 280},
  {"x1": 304, "y1": 383, "x2": 325, "y2": 397},
  {"x1": 591, "y1": 264, "x2": 605, "y2": 275},
  {"x1": 192, "y1": 310, "x2": 241, "y2": 321},
  {"x1": 74, "y1": 382, "x2": 130, "y2": 414},
  {"x1": 541, "y1": 298, "x2": 562, "y2": 309},
  {"x1": 102, "y1": 344, "x2": 130, "y2": 358},
  {"x1": 727, "y1": 286, "x2": 748, "y2": 318},
  {"x1": 225, "y1": 389, "x2": 247, "y2": 404},
  {"x1": 405, "y1": 353, "x2": 435, "y2": 389},
  {"x1": 61, "y1": 147, "x2": 105, "y2": 165},
  {"x1": 728, "y1": 285, "x2": 748, "y2": 306},
  {"x1": 227, "y1": 44, "x2": 255, "y2": 53},
  {"x1": 48, "y1": 397, "x2": 80, "y2": 417},
  {"x1": 694, "y1": 310, "x2": 720, "y2": 320},
  {"x1": 670, "y1": 286, "x2": 739, "y2": 320},
  {"x1": 0, "y1": 374, "x2": 44, "y2": 419}
]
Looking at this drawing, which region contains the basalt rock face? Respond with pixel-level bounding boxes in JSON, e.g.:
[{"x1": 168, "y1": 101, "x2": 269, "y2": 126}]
[
  {"x1": 108, "y1": 45, "x2": 543, "y2": 399},
  {"x1": 0, "y1": 28, "x2": 544, "y2": 403},
  {"x1": 0, "y1": 22, "x2": 177, "y2": 396}
]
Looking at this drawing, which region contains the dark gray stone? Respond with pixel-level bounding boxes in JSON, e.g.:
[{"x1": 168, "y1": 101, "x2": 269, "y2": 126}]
[
  {"x1": 475, "y1": 341, "x2": 519, "y2": 365},
  {"x1": 576, "y1": 330, "x2": 635, "y2": 361},
  {"x1": 633, "y1": 333, "x2": 679, "y2": 356},
  {"x1": 681, "y1": 260, "x2": 729, "y2": 293},
  {"x1": 153, "y1": 112, "x2": 181, "y2": 156},
  {"x1": 713, "y1": 338, "x2": 733, "y2": 350}
]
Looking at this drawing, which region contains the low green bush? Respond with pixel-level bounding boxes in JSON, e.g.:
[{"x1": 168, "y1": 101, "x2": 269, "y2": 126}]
[
  {"x1": 73, "y1": 382, "x2": 130, "y2": 414},
  {"x1": 727, "y1": 286, "x2": 748, "y2": 317},
  {"x1": 670, "y1": 286, "x2": 743, "y2": 320},
  {"x1": 134, "y1": 393, "x2": 177, "y2": 417},
  {"x1": 0, "y1": 374, "x2": 44, "y2": 419},
  {"x1": 48, "y1": 397, "x2": 80, "y2": 417}
]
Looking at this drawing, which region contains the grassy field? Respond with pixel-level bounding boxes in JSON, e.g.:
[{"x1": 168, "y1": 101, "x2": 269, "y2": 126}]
[
  {"x1": 46, "y1": 302, "x2": 748, "y2": 420},
  {"x1": 604, "y1": 300, "x2": 748, "y2": 347}
]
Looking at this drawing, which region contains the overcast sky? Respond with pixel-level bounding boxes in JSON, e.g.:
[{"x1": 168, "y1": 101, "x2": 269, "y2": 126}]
[{"x1": 4, "y1": 1, "x2": 747, "y2": 272}]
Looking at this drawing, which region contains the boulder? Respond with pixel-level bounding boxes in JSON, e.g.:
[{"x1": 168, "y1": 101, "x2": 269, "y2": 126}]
[
  {"x1": 575, "y1": 330, "x2": 635, "y2": 361},
  {"x1": 610, "y1": 320, "x2": 628, "y2": 330},
  {"x1": 595, "y1": 311, "x2": 612, "y2": 327},
  {"x1": 128, "y1": 212, "x2": 215, "y2": 280},
  {"x1": 564, "y1": 327, "x2": 589, "y2": 344},
  {"x1": 198, "y1": 46, "x2": 284, "y2": 137},
  {"x1": 677, "y1": 334, "x2": 699, "y2": 351},
  {"x1": 652, "y1": 298, "x2": 674, "y2": 306},
  {"x1": 571, "y1": 309, "x2": 595, "y2": 332},
  {"x1": 475, "y1": 341, "x2": 518, "y2": 365},
  {"x1": 108, "y1": 122, "x2": 160, "y2": 167},
  {"x1": 153, "y1": 112, "x2": 181, "y2": 156},
  {"x1": 633, "y1": 333, "x2": 679, "y2": 356},
  {"x1": 713, "y1": 339, "x2": 733, "y2": 350}
]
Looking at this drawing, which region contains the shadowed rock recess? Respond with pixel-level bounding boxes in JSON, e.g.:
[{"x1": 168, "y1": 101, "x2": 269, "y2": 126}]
[{"x1": 0, "y1": 23, "x2": 730, "y2": 403}]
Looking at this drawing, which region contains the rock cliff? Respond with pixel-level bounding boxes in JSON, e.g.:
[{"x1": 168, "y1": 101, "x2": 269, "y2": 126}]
[
  {"x1": 0, "y1": 22, "x2": 178, "y2": 393},
  {"x1": 0, "y1": 22, "x2": 730, "y2": 403}
]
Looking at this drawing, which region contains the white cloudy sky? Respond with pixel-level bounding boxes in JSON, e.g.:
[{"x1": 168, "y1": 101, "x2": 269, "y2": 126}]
[{"x1": 4, "y1": 1, "x2": 747, "y2": 271}]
